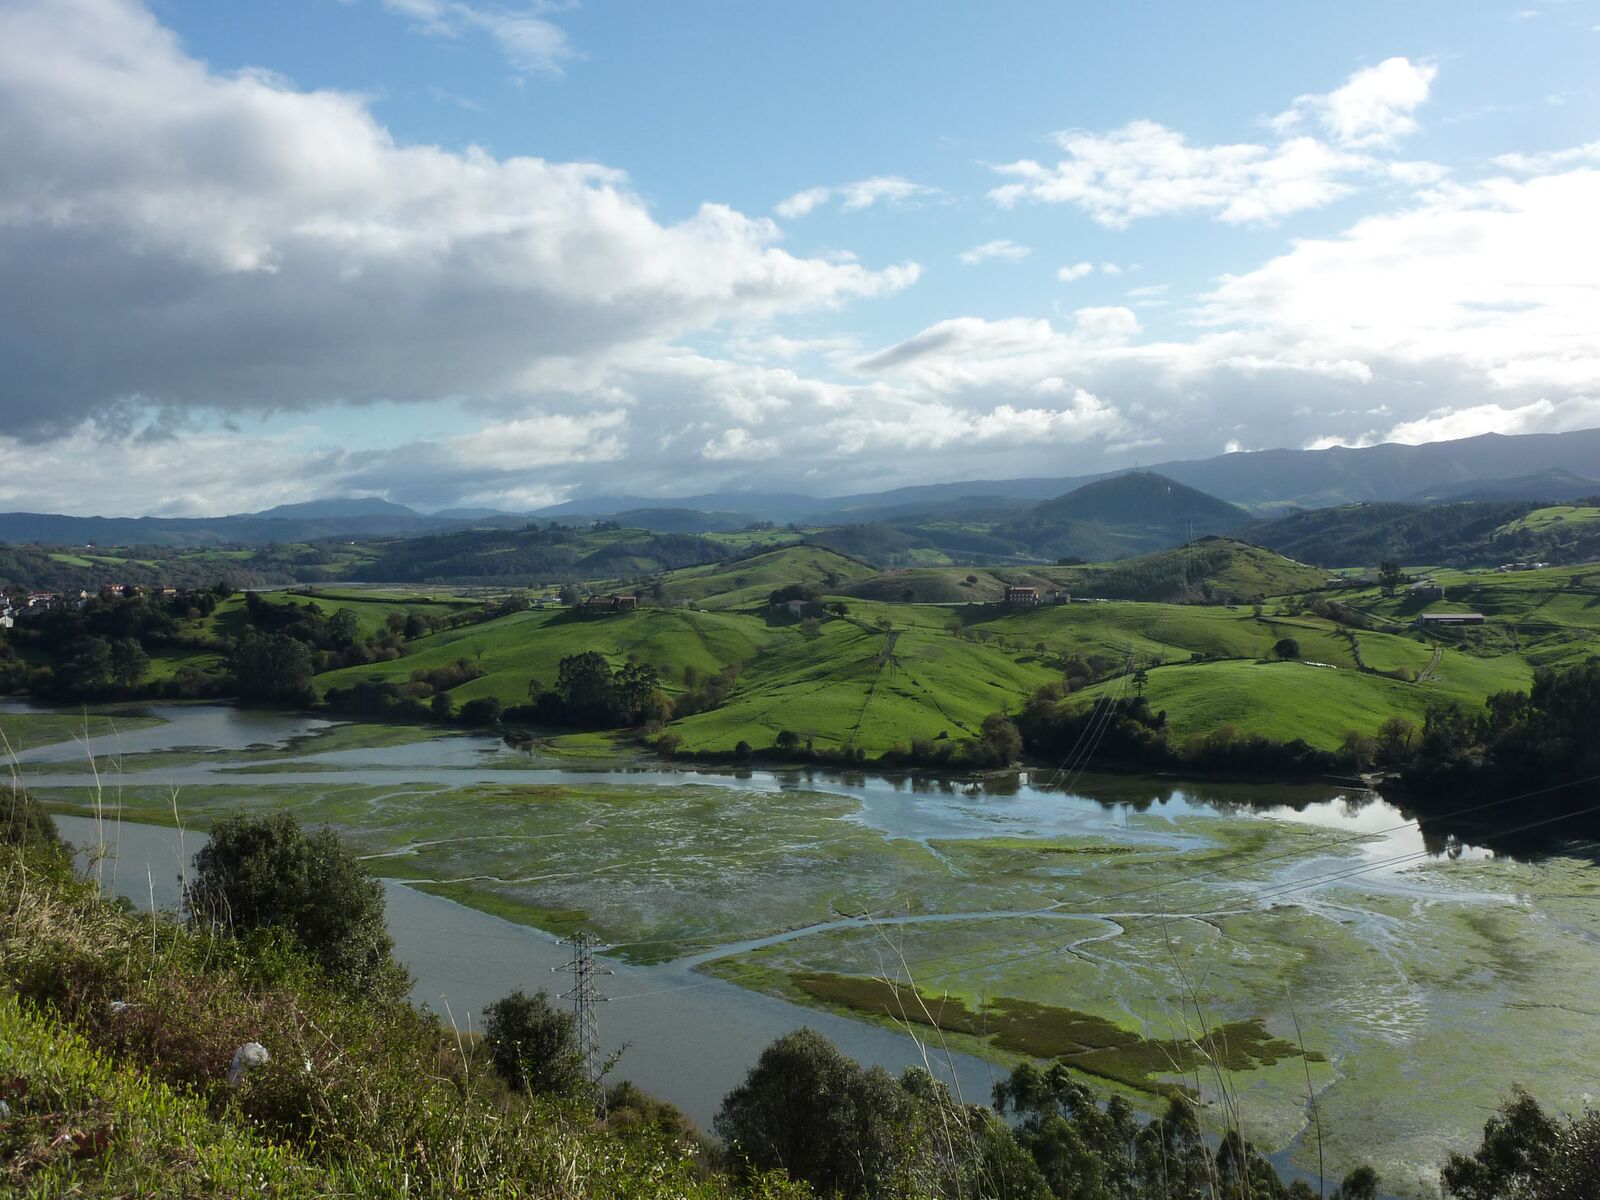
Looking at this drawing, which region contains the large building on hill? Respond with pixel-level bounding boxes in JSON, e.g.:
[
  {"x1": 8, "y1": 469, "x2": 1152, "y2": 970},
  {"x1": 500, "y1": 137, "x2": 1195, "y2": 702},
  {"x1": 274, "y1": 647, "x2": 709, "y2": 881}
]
[{"x1": 1003, "y1": 585, "x2": 1040, "y2": 607}]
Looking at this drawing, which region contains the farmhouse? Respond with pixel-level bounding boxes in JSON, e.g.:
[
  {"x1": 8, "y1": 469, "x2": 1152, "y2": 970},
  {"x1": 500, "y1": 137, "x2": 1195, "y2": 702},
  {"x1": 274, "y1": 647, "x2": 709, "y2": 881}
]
[
  {"x1": 1003, "y1": 585, "x2": 1041, "y2": 608},
  {"x1": 579, "y1": 594, "x2": 639, "y2": 614},
  {"x1": 1415, "y1": 612, "x2": 1485, "y2": 627}
]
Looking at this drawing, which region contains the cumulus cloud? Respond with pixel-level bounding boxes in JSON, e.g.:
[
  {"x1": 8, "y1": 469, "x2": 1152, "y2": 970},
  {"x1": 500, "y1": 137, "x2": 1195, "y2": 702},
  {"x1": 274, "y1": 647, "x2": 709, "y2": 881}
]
[
  {"x1": 1057, "y1": 261, "x2": 1094, "y2": 282},
  {"x1": 775, "y1": 176, "x2": 934, "y2": 218},
  {"x1": 1492, "y1": 140, "x2": 1600, "y2": 173},
  {"x1": 960, "y1": 239, "x2": 1032, "y2": 265},
  {"x1": 990, "y1": 59, "x2": 1440, "y2": 226},
  {"x1": 379, "y1": 0, "x2": 577, "y2": 75},
  {"x1": 0, "y1": 0, "x2": 916, "y2": 437},
  {"x1": 1198, "y1": 169, "x2": 1600, "y2": 393},
  {"x1": 1272, "y1": 57, "x2": 1437, "y2": 148}
]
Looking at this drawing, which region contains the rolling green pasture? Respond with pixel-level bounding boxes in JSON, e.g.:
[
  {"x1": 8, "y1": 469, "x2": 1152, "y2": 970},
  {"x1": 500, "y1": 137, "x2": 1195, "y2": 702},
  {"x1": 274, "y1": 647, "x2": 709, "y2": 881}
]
[
  {"x1": 661, "y1": 545, "x2": 876, "y2": 609},
  {"x1": 1495, "y1": 504, "x2": 1600, "y2": 534},
  {"x1": 666, "y1": 619, "x2": 1058, "y2": 751},
  {"x1": 316, "y1": 606, "x2": 783, "y2": 707}
]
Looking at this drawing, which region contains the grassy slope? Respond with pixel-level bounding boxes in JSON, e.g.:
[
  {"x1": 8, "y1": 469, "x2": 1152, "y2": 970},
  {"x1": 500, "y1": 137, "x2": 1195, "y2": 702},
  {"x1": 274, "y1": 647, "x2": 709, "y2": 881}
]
[
  {"x1": 1079, "y1": 650, "x2": 1531, "y2": 749},
  {"x1": 661, "y1": 544, "x2": 877, "y2": 609},
  {"x1": 316, "y1": 606, "x2": 784, "y2": 707},
  {"x1": 667, "y1": 617, "x2": 1057, "y2": 751},
  {"x1": 839, "y1": 539, "x2": 1328, "y2": 605},
  {"x1": 0, "y1": 993, "x2": 326, "y2": 1197},
  {"x1": 1495, "y1": 505, "x2": 1600, "y2": 534}
]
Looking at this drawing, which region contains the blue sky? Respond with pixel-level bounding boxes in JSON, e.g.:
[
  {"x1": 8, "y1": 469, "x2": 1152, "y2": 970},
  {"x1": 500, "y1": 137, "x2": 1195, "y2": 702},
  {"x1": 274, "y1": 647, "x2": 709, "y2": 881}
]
[{"x1": 1, "y1": 0, "x2": 1597, "y2": 513}]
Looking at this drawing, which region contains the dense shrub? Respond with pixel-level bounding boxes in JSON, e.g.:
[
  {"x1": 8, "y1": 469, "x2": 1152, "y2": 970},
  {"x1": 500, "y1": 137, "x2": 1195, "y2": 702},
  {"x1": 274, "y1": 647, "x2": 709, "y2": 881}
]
[{"x1": 185, "y1": 812, "x2": 405, "y2": 1001}]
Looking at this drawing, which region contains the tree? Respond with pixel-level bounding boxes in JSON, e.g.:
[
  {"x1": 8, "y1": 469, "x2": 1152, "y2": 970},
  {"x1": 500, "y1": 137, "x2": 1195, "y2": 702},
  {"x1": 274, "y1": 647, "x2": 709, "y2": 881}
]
[
  {"x1": 185, "y1": 812, "x2": 402, "y2": 1000},
  {"x1": 1132, "y1": 666, "x2": 1149, "y2": 696},
  {"x1": 328, "y1": 608, "x2": 362, "y2": 648},
  {"x1": 775, "y1": 730, "x2": 801, "y2": 752},
  {"x1": 558, "y1": 582, "x2": 582, "y2": 606},
  {"x1": 557, "y1": 650, "x2": 615, "y2": 719},
  {"x1": 1378, "y1": 559, "x2": 1407, "y2": 596},
  {"x1": 483, "y1": 988, "x2": 585, "y2": 1097},
  {"x1": 1374, "y1": 715, "x2": 1417, "y2": 765},
  {"x1": 1273, "y1": 637, "x2": 1301, "y2": 660},
  {"x1": 109, "y1": 637, "x2": 150, "y2": 688},
  {"x1": 978, "y1": 713, "x2": 1022, "y2": 765},
  {"x1": 430, "y1": 691, "x2": 454, "y2": 719},
  {"x1": 233, "y1": 631, "x2": 316, "y2": 706},
  {"x1": 459, "y1": 696, "x2": 502, "y2": 726},
  {"x1": 1441, "y1": 1087, "x2": 1599, "y2": 1200},
  {"x1": 715, "y1": 1027, "x2": 923, "y2": 1199}
]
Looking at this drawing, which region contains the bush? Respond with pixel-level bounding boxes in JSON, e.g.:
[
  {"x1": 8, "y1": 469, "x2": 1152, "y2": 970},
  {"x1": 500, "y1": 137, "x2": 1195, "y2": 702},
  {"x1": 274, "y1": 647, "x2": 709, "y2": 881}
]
[
  {"x1": 483, "y1": 989, "x2": 585, "y2": 1098},
  {"x1": 185, "y1": 812, "x2": 404, "y2": 1001},
  {"x1": 2, "y1": 788, "x2": 68, "y2": 860}
]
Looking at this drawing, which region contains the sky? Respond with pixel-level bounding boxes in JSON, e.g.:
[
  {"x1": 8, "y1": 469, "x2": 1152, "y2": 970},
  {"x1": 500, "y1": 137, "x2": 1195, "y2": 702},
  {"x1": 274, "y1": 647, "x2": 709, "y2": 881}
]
[{"x1": 1, "y1": 0, "x2": 1598, "y2": 516}]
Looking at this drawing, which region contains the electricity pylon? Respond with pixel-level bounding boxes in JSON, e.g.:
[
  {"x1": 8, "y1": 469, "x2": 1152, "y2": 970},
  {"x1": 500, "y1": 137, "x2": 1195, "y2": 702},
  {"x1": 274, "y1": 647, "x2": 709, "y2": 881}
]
[{"x1": 555, "y1": 931, "x2": 611, "y2": 1114}]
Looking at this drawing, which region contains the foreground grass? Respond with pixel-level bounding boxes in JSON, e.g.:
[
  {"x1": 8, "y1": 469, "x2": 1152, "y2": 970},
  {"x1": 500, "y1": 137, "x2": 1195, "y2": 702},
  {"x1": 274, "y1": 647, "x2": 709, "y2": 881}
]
[{"x1": 1, "y1": 847, "x2": 805, "y2": 1199}]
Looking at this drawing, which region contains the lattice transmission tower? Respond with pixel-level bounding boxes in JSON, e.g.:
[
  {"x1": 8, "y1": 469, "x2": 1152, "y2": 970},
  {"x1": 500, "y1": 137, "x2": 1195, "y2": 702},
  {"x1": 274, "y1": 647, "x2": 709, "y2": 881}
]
[{"x1": 555, "y1": 931, "x2": 611, "y2": 1113}]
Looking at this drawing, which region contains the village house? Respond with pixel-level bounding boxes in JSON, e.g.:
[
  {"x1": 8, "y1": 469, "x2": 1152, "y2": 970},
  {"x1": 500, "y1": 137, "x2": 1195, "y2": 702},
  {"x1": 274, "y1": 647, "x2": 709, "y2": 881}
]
[
  {"x1": 1414, "y1": 612, "x2": 1485, "y2": 628},
  {"x1": 1003, "y1": 585, "x2": 1041, "y2": 608},
  {"x1": 579, "y1": 594, "x2": 639, "y2": 614}
]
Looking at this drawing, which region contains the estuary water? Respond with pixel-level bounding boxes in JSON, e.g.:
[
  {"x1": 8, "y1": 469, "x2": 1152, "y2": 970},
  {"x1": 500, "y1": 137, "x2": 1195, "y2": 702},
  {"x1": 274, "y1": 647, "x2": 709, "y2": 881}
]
[{"x1": 9, "y1": 697, "x2": 1522, "y2": 1179}]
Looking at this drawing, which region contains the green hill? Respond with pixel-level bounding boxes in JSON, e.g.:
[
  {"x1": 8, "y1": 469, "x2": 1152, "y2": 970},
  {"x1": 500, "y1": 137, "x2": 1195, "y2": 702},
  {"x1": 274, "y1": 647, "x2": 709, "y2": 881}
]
[
  {"x1": 666, "y1": 618, "x2": 1057, "y2": 752},
  {"x1": 660, "y1": 544, "x2": 877, "y2": 609},
  {"x1": 316, "y1": 606, "x2": 781, "y2": 708},
  {"x1": 994, "y1": 472, "x2": 1251, "y2": 561},
  {"x1": 1240, "y1": 500, "x2": 1600, "y2": 568}
]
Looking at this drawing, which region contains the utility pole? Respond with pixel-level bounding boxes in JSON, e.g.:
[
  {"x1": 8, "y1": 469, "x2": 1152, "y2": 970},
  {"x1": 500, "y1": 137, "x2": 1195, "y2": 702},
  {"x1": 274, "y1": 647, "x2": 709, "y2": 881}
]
[{"x1": 555, "y1": 931, "x2": 611, "y2": 1114}]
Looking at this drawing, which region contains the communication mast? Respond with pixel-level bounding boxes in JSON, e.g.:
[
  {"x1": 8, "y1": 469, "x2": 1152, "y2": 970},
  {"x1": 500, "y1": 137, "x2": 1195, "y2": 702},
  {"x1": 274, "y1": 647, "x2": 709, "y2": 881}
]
[{"x1": 555, "y1": 931, "x2": 611, "y2": 1114}]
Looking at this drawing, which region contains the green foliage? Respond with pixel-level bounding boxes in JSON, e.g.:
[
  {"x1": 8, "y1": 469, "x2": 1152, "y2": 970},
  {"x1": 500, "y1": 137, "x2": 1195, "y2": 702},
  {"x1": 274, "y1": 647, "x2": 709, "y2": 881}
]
[
  {"x1": 483, "y1": 989, "x2": 585, "y2": 1098},
  {"x1": 996, "y1": 1063, "x2": 1321, "y2": 1200},
  {"x1": 233, "y1": 630, "x2": 316, "y2": 706},
  {"x1": 714, "y1": 1027, "x2": 931, "y2": 1199},
  {"x1": 1442, "y1": 1087, "x2": 1600, "y2": 1200},
  {"x1": 1, "y1": 788, "x2": 67, "y2": 861},
  {"x1": 186, "y1": 812, "x2": 404, "y2": 1000}
]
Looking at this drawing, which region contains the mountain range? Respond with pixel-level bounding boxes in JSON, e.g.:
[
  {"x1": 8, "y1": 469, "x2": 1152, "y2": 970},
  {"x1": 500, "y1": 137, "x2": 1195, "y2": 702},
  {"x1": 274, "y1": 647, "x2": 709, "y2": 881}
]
[{"x1": 0, "y1": 427, "x2": 1595, "y2": 548}]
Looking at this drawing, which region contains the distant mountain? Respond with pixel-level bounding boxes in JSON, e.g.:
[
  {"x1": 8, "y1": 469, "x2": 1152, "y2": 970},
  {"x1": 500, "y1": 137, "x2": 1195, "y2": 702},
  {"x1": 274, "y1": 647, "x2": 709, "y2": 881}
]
[
  {"x1": 249, "y1": 497, "x2": 420, "y2": 520},
  {"x1": 1027, "y1": 472, "x2": 1249, "y2": 528},
  {"x1": 990, "y1": 472, "x2": 1250, "y2": 562},
  {"x1": 535, "y1": 490, "x2": 821, "y2": 524},
  {"x1": 605, "y1": 508, "x2": 756, "y2": 534},
  {"x1": 1241, "y1": 502, "x2": 1529, "y2": 569},
  {"x1": 534, "y1": 429, "x2": 1600, "y2": 523},
  {"x1": 1407, "y1": 468, "x2": 1600, "y2": 504},
  {"x1": 429, "y1": 506, "x2": 524, "y2": 521}
]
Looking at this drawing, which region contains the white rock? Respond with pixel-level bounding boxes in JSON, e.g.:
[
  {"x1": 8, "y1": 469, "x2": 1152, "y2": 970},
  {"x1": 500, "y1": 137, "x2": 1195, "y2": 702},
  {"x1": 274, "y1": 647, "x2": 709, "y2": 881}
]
[{"x1": 227, "y1": 1041, "x2": 270, "y2": 1087}]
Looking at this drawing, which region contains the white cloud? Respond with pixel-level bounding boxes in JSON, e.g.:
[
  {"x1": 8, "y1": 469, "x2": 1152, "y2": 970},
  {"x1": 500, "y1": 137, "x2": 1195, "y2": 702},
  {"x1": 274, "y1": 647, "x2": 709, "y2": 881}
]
[
  {"x1": 991, "y1": 59, "x2": 1438, "y2": 226},
  {"x1": 1057, "y1": 261, "x2": 1094, "y2": 282},
  {"x1": 1382, "y1": 398, "x2": 1600, "y2": 444},
  {"x1": 0, "y1": 0, "x2": 916, "y2": 437},
  {"x1": 1198, "y1": 169, "x2": 1600, "y2": 393},
  {"x1": 991, "y1": 121, "x2": 1374, "y2": 226},
  {"x1": 1492, "y1": 140, "x2": 1600, "y2": 173},
  {"x1": 379, "y1": 0, "x2": 577, "y2": 76},
  {"x1": 701, "y1": 426, "x2": 780, "y2": 461},
  {"x1": 775, "y1": 176, "x2": 934, "y2": 218},
  {"x1": 960, "y1": 239, "x2": 1032, "y2": 265},
  {"x1": 1272, "y1": 57, "x2": 1437, "y2": 149},
  {"x1": 1100, "y1": 262, "x2": 1123, "y2": 275}
]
